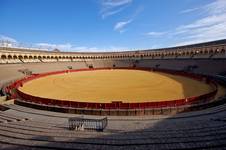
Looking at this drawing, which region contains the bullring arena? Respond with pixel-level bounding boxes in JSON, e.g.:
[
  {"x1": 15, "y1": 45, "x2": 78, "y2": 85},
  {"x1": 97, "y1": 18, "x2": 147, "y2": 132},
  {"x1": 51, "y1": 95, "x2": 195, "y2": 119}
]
[
  {"x1": 0, "y1": 39, "x2": 226, "y2": 149},
  {"x1": 19, "y1": 69, "x2": 215, "y2": 102}
]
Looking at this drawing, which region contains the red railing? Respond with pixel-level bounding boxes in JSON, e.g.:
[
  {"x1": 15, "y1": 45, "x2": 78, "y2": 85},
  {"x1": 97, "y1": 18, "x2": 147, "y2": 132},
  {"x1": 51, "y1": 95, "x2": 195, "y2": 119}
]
[{"x1": 6, "y1": 67, "x2": 218, "y2": 110}]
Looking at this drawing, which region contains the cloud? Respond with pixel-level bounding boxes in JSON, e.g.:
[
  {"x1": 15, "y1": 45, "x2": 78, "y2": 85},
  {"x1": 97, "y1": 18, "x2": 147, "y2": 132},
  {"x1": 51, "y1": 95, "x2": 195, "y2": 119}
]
[
  {"x1": 101, "y1": 7, "x2": 126, "y2": 19},
  {"x1": 102, "y1": 0, "x2": 132, "y2": 7},
  {"x1": 0, "y1": 36, "x2": 129, "y2": 52},
  {"x1": 203, "y1": 0, "x2": 226, "y2": 15},
  {"x1": 0, "y1": 35, "x2": 17, "y2": 43},
  {"x1": 35, "y1": 43, "x2": 98, "y2": 51},
  {"x1": 113, "y1": 5, "x2": 144, "y2": 33},
  {"x1": 73, "y1": 45, "x2": 129, "y2": 52},
  {"x1": 146, "y1": 31, "x2": 167, "y2": 37},
  {"x1": 100, "y1": 0, "x2": 132, "y2": 19},
  {"x1": 177, "y1": 14, "x2": 226, "y2": 31},
  {"x1": 180, "y1": 0, "x2": 226, "y2": 15},
  {"x1": 180, "y1": 7, "x2": 200, "y2": 14},
  {"x1": 35, "y1": 43, "x2": 73, "y2": 50},
  {"x1": 146, "y1": 0, "x2": 226, "y2": 47},
  {"x1": 114, "y1": 19, "x2": 132, "y2": 32},
  {"x1": 173, "y1": 0, "x2": 226, "y2": 46}
]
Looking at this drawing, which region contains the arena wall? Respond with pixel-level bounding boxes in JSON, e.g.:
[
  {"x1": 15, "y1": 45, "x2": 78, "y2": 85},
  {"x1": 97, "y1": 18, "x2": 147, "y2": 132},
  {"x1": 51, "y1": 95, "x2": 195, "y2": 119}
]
[{"x1": 4, "y1": 67, "x2": 220, "y2": 116}]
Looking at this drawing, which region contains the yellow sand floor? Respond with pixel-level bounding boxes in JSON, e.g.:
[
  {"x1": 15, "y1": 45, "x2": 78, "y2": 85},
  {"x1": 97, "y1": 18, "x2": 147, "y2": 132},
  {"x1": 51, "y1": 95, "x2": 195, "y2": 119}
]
[{"x1": 19, "y1": 69, "x2": 214, "y2": 103}]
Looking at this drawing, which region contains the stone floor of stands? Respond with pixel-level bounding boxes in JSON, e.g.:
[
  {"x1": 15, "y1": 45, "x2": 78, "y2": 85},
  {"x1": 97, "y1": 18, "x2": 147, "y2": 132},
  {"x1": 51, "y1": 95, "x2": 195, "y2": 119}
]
[{"x1": 0, "y1": 103, "x2": 225, "y2": 149}]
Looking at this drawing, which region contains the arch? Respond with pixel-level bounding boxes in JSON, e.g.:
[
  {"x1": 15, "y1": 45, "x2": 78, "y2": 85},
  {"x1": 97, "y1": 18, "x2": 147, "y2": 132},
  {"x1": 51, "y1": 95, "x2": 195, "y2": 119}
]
[
  {"x1": 34, "y1": 56, "x2": 37, "y2": 59},
  {"x1": 7, "y1": 55, "x2": 12, "y2": 59},
  {"x1": 13, "y1": 55, "x2": 17, "y2": 59},
  {"x1": 215, "y1": 48, "x2": 220, "y2": 53},
  {"x1": 1, "y1": 55, "x2": 6, "y2": 59},
  {"x1": 18, "y1": 55, "x2": 23, "y2": 59},
  {"x1": 29, "y1": 56, "x2": 33, "y2": 59},
  {"x1": 199, "y1": 50, "x2": 203, "y2": 54},
  {"x1": 209, "y1": 49, "x2": 214, "y2": 54},
  {"x1": 195, "y1": 50, "x2": 200, "y2": 54},
  {"x1": 24, "y1": 55, "x2": 28, "y2": 59}
]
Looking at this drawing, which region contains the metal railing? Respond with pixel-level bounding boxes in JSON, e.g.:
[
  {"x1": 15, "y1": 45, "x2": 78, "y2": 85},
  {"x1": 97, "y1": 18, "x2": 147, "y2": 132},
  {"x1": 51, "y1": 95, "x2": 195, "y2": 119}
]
[{"x1": 68, "y1": 117, "x2": 108, "y2": 131}]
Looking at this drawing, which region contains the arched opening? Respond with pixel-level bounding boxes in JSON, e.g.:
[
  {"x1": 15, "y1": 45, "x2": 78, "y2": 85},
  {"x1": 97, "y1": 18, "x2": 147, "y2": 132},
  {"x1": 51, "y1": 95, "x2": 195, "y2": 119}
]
[
  {"x1": 209, "y1": 49, "x2": 214, "y2": 54},
  {"x1": 214, "y1": 49, "x2": 219, "y2": 53},
  {"x1": 1, "y1": 55, "x2": 7, "y2": 59},
  {"x1": 13, "y1": 55, "x2": 17, "y2": 59},
  {"x1": 199, "y1": 50, "x2": 203, "y2": 54},
  {"x1": 8, "y1": 55, "x2": 12, "y2": 59}
]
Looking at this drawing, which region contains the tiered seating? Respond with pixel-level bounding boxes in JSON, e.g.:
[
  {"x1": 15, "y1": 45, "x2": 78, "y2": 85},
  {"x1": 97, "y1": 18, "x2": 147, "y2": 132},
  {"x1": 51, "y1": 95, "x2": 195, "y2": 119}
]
[{"x1": 0, "y1": 103, "x2": 225, "y2": 149}]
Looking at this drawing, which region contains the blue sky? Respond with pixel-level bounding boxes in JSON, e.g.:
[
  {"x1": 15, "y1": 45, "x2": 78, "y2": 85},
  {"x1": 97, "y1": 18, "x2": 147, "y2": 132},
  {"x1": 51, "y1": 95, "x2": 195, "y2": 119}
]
[{"x1": 0, "y1": 0, "x2": 226, "y2": 52}]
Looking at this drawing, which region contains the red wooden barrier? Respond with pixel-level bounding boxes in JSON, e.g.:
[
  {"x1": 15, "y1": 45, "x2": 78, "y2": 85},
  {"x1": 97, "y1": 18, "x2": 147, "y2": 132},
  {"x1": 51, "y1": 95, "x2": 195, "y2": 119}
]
[{"x1": 6, "y1": 67, "x2": 218, "y2": 110}]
